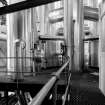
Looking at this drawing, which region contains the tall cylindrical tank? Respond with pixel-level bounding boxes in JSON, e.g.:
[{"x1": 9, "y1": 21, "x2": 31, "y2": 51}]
[{"x1": 7, "y1": 0, "x2": 39, "y2": 78}]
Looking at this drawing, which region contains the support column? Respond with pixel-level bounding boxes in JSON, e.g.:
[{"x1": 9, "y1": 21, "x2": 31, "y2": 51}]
[
  {"x1": 99, "y1": 1, "x2": 105, "y2": 95},
  {"x1": 73, "y1": 0, "x2": 84, "y2": 71},
  {"x1": 64, "y1": 0, "x2": 73, "y2": 70},
  {"x1": 40, "y1": 6, "x2": 45, "y2": 35},
  {"x1": 78, "y1": 0, "x2": 84, "y2": 71}
]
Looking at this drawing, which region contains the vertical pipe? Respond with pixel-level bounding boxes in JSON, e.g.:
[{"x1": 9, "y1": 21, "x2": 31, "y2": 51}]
[
  {"x1": 15, "y1": 40, "x2": 23, "y2": 80},
  {"x1": 73, "y1": 0, "x2": 84, "y2": 71},
  {"x1": 78, "y1": 0, "x2": 84, "y2": 71},
  {"x1": 31, "y1": 8, "x2": 35, "y2": 76},
  {"x1": 40, "y1": 6, "x2": 45, "y2": 35},
  {"x1": 64, "y1": 0, "x2": 73, "y2": 70},
  {"x1": 4, "y1": 91, "x2": 8, "y2": 105},
  {"x1": 99, "y1": 3, "x2": 101, "y2": 92},
  {"x1": 99, "y1": 1, "x2": 105, "y2": 95},
  {"x1": 52, "y1": 84, "x2": 57, "y2": 105}
]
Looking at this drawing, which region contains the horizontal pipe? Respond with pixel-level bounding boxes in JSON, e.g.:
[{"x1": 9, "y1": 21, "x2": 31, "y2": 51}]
[
  {"x1": 84, "y1": 13, "x2": 99, "y2": 21},
  {"x1": 39, "y1": 35, "x2": 65, "y2": 41},
  {"x1": 84, "y1": 6, "x2": 99, "y2": 21},
  {"x1": 29, "y1": 59, "x2": 70, "y2": 105},
  {"x1": 84, "y1": 6, "x2": 98, "y2": 12},
  {"x1": 54, "y1": 58, "x2": 70, "y2": 77},
  {"x1": 50, "y1": 7, "x2": 63, "y2": 12},
  {"x1": 49, "y1": 17, "x2": 63, "y2": 23},
  {"x1": 0, "y1": 0, "x2": 60, "y2": 15},
  {"x1": 83, "y1": 37, "x2": 99, "y2": 41},
  {"x1": 29, "y1": 77, "x2": 56, "y2": 105}
]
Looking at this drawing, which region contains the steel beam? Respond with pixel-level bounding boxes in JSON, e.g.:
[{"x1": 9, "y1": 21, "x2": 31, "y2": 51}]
[{"x1": 0, "y1": 0, "x2": 60, "y2": 15}]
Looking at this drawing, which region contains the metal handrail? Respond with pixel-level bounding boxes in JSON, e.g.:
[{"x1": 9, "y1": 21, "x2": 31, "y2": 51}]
[{"x1": 29, "y1": 58, "x2": 70, "y2": 105}]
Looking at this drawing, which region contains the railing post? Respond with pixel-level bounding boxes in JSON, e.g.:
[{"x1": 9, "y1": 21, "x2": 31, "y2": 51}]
[
  {"x1": 66, "y1": 63, "x2": 69, "y2": 82},
  {"x1": 68, "y1": 83, "x2": 70, "y2": 105},
  {"x1": 4, "y1": 90, "x2": 8, "y2": 105},
  {"x1": 52, "y1": 83, "x2": 57, "y2": 105}
]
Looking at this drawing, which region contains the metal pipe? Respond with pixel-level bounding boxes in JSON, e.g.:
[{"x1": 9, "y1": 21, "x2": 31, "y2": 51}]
[
  {"x1": 29, "y1": 58, "x2": 70, "y2": 105},
  {"x1": 29, "y1": 77, "x2": 56, "y2": 105},
  {"x1": 54, "y1": 58, "x2": 70, "y2": 77},
  {"x1": 39, "y1": 35, "x2": 65, "y2": 41}
]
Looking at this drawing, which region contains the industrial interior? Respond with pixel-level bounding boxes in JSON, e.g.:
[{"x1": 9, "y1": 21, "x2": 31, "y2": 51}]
[{"x1": 0, "y1": 0, "x2": 105, "y2": 105}]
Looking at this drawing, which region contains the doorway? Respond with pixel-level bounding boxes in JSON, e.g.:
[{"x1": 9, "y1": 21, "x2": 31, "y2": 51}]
[{"x1": 84, "y1": 39, "x2": 99, "y2": 72}]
